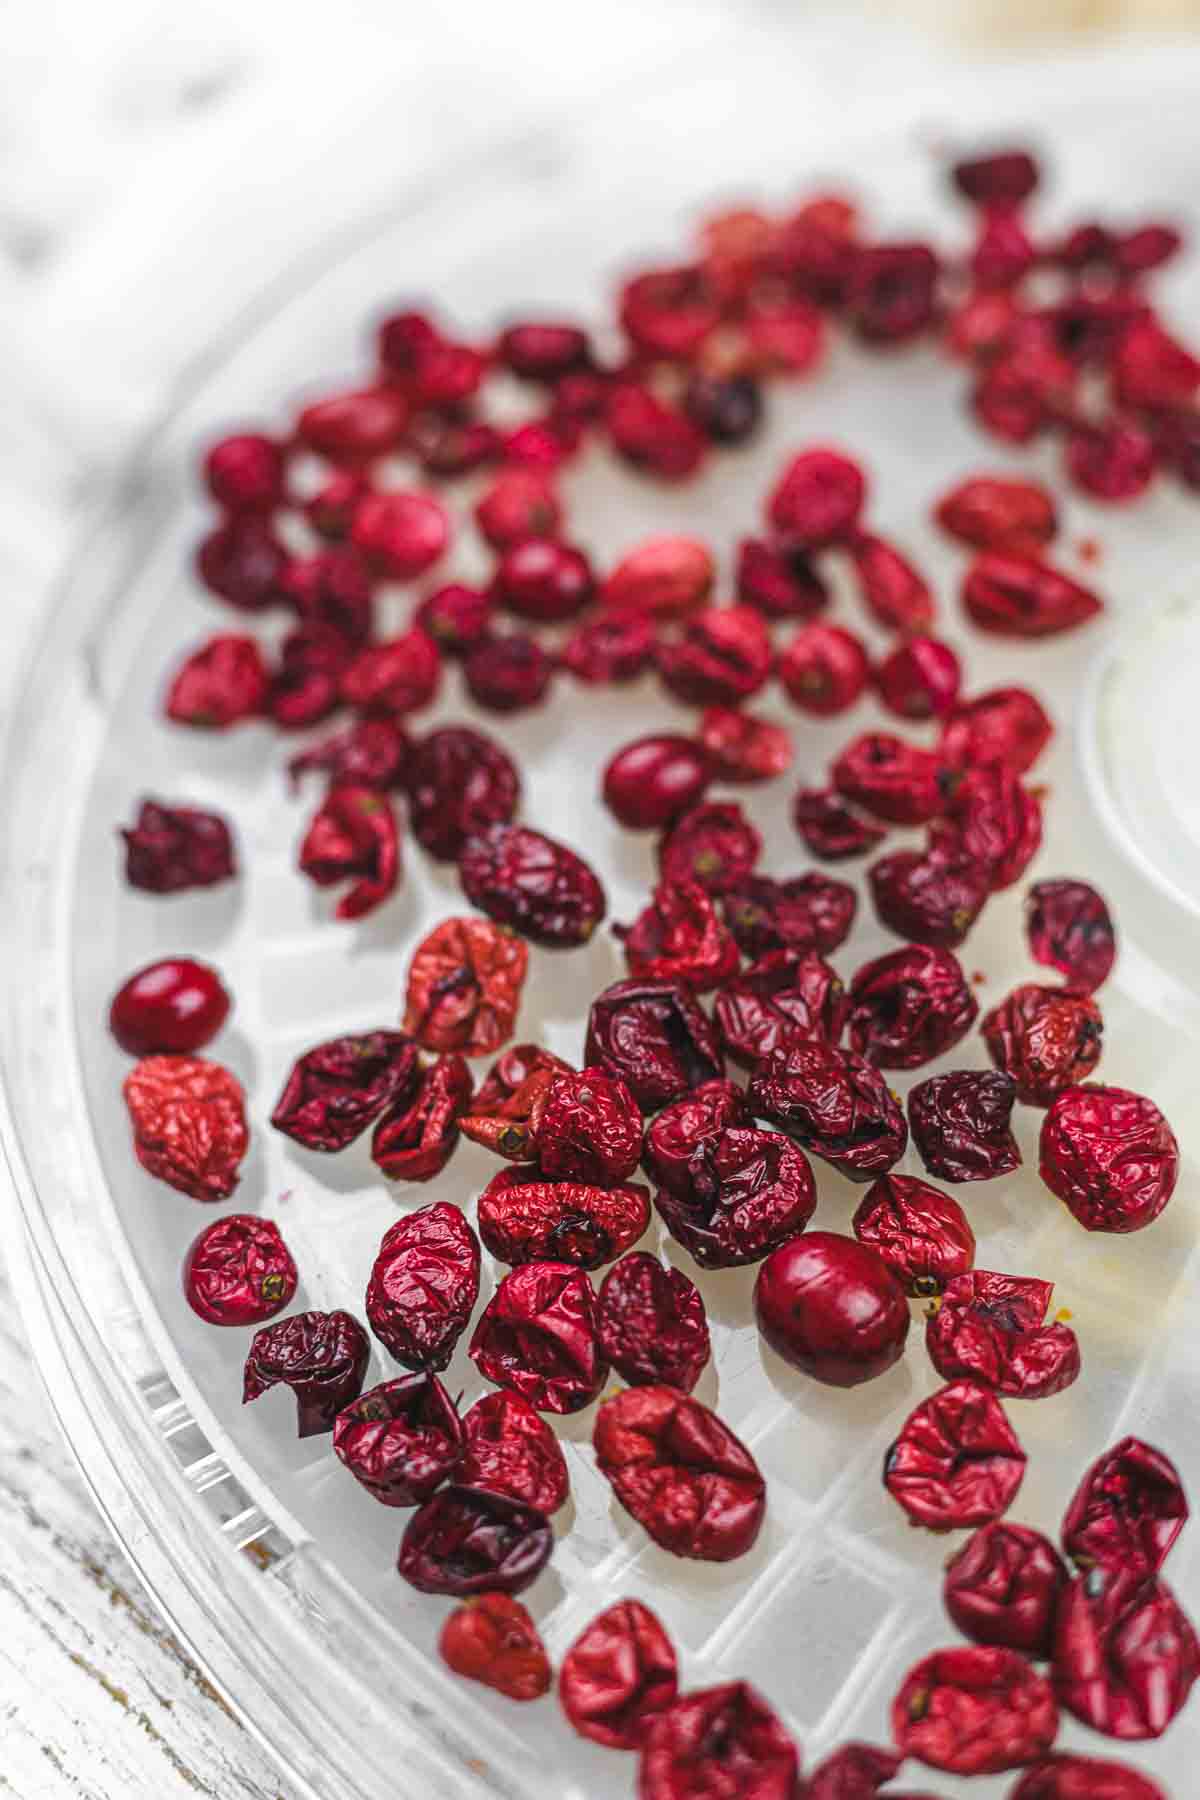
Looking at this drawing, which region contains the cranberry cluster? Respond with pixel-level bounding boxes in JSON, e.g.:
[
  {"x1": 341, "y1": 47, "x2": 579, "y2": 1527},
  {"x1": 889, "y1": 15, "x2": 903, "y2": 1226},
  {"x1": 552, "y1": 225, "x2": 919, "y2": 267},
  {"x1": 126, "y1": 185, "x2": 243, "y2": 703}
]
[{"x1": 104, "y1": 144, "x2": 1196, "y2": 1794}]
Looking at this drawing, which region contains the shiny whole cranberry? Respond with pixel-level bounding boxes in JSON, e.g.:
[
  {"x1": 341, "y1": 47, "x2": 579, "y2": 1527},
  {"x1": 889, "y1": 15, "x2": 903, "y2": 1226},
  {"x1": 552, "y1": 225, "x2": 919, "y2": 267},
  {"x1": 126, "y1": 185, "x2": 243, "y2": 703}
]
[
  {"x1": 754, "y1": 1231, "x2": 910, "y2": 1387},
  {"x1": 492, "y1": 536, "x2": 594, "y2": 623},
  {"x1": 683, "y1": 372, "x2": 763, "y2": 445},
  {"x1": 767, "y1": 446, "x2": 867, "y2": 549},
  {"x1": 183, "y1": 1213, "x2": 297, "y2": 1326},
  {"x1": 982, "y1": 984, "x2": 1104, "y2": 1106},
  {"x1": 657, "y1": 606, "x2": 773, "y2": 708},
  {"x1": 1040, "y1": 1084, "x2": 1179, "y2": 1234},
  {"x1": 940, "y1": 685, "x2": 1054, "y2": 777},
  {"x1": 404, "y1": 725, "x2": 519, "y2": 862},
  {"x1": 333, "y1": 1373, "x2": 464, "y2": 1507},
  {"x1": 849, "y1": 242, "x2": 941, "y2": 343},
  {"x1": 602, "y1": 535, "x2": 714, "y2": 619},
  {"x1": 496, "y1": 318, "x2": 591, "y2": 380},
  {"x1": 944, "y1": 1520, "x2": 1068, "y2": 1659},
  {"x1": 350, "y1": 489, "x2": 450, "y2": 580},
  {"x1": 876, "y1": 637, "x2": 962, "y2": 721},
  {"x1": 868, "y1": 844, "x2": 991, "y2": 950},
  {"x1": 109, "y1": 958, "x2": 231, "y2": 1056},
  {"x1": 601, "y1": 733, "x2": 712, "y2": 830},
  {"x1": 474, "y1": 467, "x2": 562, "y2": 549},
  {"x1": 585, "y1": 978, "x2": 724, "y2": 1114},
  {"x1": 852, "y1": 1173, "x2": 975, "y2": 1297},
  {"x1": 847, "y1": 945, "x2": 978, "y2": 1069},
  {"x1": 778, "y1": 622, "x2": 870, "y2": 716},
  {"x1": 463, "y1": 634, "x2": 553, "y2": 713},
  {"x1": 196, "y1": 515, "x2": 288, "y2": 612},
  {"x1": 831, "y1": 732, "x2": 949, "y2": 825},
  {"x1": 735, "y1": 536, "x2": 829, "y2": 619},
  {"x1": 909, "y1": 1069, "x2": 1021, "y2": 1183},
  {"x1": 792, "y1": 787, "x2": 888, "y2": 862},
  {"x1": 412, "y1": 582, "x2": 493, "y2": 657}
]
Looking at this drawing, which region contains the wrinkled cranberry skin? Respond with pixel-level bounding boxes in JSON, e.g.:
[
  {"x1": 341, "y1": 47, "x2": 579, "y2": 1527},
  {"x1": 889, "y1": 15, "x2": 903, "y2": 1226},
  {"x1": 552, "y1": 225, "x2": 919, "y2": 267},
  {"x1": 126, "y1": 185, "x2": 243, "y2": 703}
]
[
  {"x1": 1053, "y1": 1566, "x2": 1200, "y2": 1741},
  {"x1": 1026, "y1": 879, "x2": 1116, "y2": 993},
  {"x1": 403, "y1": 917, "x2": 528, "y2": 1058},
  {"x1": 470, "y1": 1260, "x2": 608, "y2": 1415},
  {"x1": 963, "y1": 552, "x2": 1104, "y2": 638},
  {"x1": 715, "y1": 949, "x2": 846, "y2": 1069},
  {"x1": 909, "y1": 1070, "x2": 1021, "y2": 1183},
  {"x1": 165, "y1": 633, "x2": 269, "y2": 728},
  {"x1": 559, "y1": 1599, "x2": 679, "y2": 1751},
  {"x1": 439, "y1": 1592, "x2": 551, "y2": 1702},
  {"x1": 945, "y1": 1521, "x2": 1069, "y2": 1659},
  {"x1": 982, "y1": 984, "x2": 1104, "y2": 1106},
  {"x1": 493, "y1": 536, "x2": 594, "y2": 623},
  {"x1": 940, "y1": 686, "x2": 1054, "y2": 777},
  {"x1": 927, "y1": 1270, "x2": 1081, "y2": 1400},
  {"x1": 585, "y1": 978, "x2": 724, "y2": 1114},
  {"x1": 459, "y1": 1044, "x2": 566, "y2": 1162},
  {"x1": 892, "y1": 1645, "x2": 1057, "y2": 1776},
  {"x1": 365, "y1": 1202, "x2": 480, "y2": 1372},
  {"x1": 477, "y1": 1168, "x2": 650, "y2": 1270},
  {"x1": 121, "y1": 799, "x2": 236, "y2": 894},
  {"x1": 1010, "y1": 1754, "x2": 1167, "y2": 1800},
  {"x1": 736, "y1": 535, "x2": 829, "y2": 619},
  {"x1": 656, "y1": 1125, "x2": 817, "y2": 1270},
  {"x1": 397, "y1": 1485, "x2": 552, "y2": 1597},
  {"x1": 537, "y1": 1066, "x2": 643, "y2": 1185},
  {"x1": 463, "y1": 634, "x2": 554, "y2": 713},
  {"x1": 639, "y1": 1683, "x2": 798, "y2": 1800},
  {"x1": 1065, "y1": 421, "x2": 1157, "y2": 504},
  {"x1": 404, "y1": 725, "x2": 520, "y2": 862},
  {"x1": 1039, "y1": 1084, "x2": 1179, "y2": 1234},
  {"x1": 750, "y1": 1038, "x2": 908, "y2": 1182},
  {"x1": 876, "y1": 638, "x2": 962, "y2": 722},
  {"x1": 562, "y1": 612, "x2": 657, "y2": 683},
  {"x1": 768, "y1": 446, "x2": 867, "y2": 548},
  {"x1": 792, "y1": 787, "x2": 888, "y2": 862},
  {"x1": 183, "y1": 1214, "x2": 297, "y2": 1326},
  {"x1": 620, "y1": 881, "x2": 740, "y2": 993},
  {"x1": 697, "y1": 707, "x2": 792, "y2": 784},
  {"x1": 778, "y1": 622, "x2": 870, "y2": 716},
  {"x1": 110, "y1": 958, "x2": 230, "y2": 1057},
  {"x1": 333, "y1": 1374, "x2": 463, "y2": 1507},
  {"x1": 243, "y1": 1310, "x2": 370, "y2": 1437},
  {"x1": 340, "y1": 630, "x2": 441, "y2": 718},
  {"x1": 123, "y1": 1055, "x2": 248, "y2": 1202},
  {"x1": 885, "y1": 1380, "x2": 1027, "y2": 1532},
  {"x1": 802, "y1": 1742, "x2": 904, "y2": 1799},
  {"x1": 597, "y1": 1254, "x2": 711, "y2": 1394},
  {"x1": 1114, "y1": 317, "x2": 1200, "y2": 411},
  {"x1": 298, "y1": 786, "x2": 401, "y2": 921},
  {"x1": 935, "y1": 474, "x2": 1058, "y2": 553},
  {"x1": 847, "y1": 946, "x2": 978, "y2": 1070},
  {"x1": 832, "y1": 733, "x2": 949, "y2": 826},
  {"x1": 305, "y1": 468, "x2": 372, "y2": 540},
  {"x1": 412, "y1": 582, "x2": 493, "y2": 657},
  {"x1": 657, "y1": 606, "x2": 773, "y2": 708},
  {"x1": 288, "y1": 718, "x2": 410, "y2": 794},
  {"x1": 852, "y1": 1174, "x2": 975, "y2": 1297},
  {"x1": 723, "y1": 872, "x2": 856, "y2": 960},
  {"x1": 755, "y1": 1231, "x2": 909, "y2": 1387},
  {"x1": 474, "y1": 467, "x2": 562, "y2": 549},
  {"x1": 371, "y1": 1053, "x2": 473, "y2": 1181},
  {"x1": 594, "y1": 1386, "x2": 766, "y2": 1562},
  {"x1": 602, "y1": 733, "x2": 713, "y2": 830},
  {"x1": 196, "y1": 515, "x2": 288, "y2": 611},
  {"x1": 642, "y1": 1079, "x2": 750, "y2": 1195},
  {"x1": 847, "y1": 532, "x2": 936, "y2": 634},
  {"x1": 1061, "y1": 1438, "x2": 1188, "y2": 1578},
  {"x1": 657, "y1": 801, "x2": 762, "y2": 897},
  {"x1": 271, "y1": 1030, "x2": 418, "y2": 1152},
  {"x1": 606, "y1": 382, "x2": 707, "y2": 481},
  {"x1": 460, "y1": 822, "x2": 606, "y2": 949},
  {"x1": 459, "y1": 1390, "x2": 569, "y2": 1515},
  {"x1": 868, "y1": 845, "x2": 991, "y2": 950},
  {"x1": 603, "y1": 536, "x2": 715, "y2": 620},
  {"x1": 938, "y1": 764, "x2": 1042, "y2": 892},
  {"x1": 849, "y1": 242, "x2": 941, "y2": 343}
]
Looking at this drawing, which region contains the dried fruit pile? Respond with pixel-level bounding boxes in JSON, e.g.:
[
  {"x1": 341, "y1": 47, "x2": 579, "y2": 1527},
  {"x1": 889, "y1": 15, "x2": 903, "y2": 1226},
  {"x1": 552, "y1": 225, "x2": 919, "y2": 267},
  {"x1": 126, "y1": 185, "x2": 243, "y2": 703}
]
[{"x1": 107, "y1": 145, "x2": 1195, "y2": 1792}]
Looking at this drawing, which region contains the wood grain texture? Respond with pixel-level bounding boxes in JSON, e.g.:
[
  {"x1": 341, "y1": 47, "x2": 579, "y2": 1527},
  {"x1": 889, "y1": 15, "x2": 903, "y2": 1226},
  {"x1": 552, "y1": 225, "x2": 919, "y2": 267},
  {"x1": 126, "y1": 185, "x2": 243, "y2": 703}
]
[{"x1": 0, "y1": 1276, "x2": 297, "y2": 1799}]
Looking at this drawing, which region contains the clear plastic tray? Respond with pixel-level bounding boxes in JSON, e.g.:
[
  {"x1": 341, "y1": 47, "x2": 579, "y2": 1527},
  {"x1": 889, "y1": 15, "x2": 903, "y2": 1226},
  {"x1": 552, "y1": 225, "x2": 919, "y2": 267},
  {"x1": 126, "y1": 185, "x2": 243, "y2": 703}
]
[{"x1": 4, "y1": 43, "x2": 1200, "y2": 1799}]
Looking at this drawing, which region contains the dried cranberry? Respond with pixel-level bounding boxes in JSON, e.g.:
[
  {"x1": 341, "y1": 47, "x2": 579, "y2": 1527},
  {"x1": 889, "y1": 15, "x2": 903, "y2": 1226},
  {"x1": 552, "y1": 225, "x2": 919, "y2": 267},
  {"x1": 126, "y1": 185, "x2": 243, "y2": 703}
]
[
  {"x1": 365, "y1": 1202, "x2": 480, "y2": 1371},
  {"x1": 537, "y1": 1066, "x2": 643, "y2": 1185},
  {"x1": 655, "y1": 1125, "x2": 817, "y2": 1270},
  {"x1": 183, "y1": 1213, "x2": 297, "y2": 1326},
  {"x1": 109, "y1": 958, "x2": 230, "y2": 1057},
  {"x1": 496, "y1": 318, "x2": 590, "y2": 380},
  {"x1": 927, "y1": 1270, "x2": 1081, "y2": 1400},
  {"x1": 847, "y1": 946, "x2": 978, "y2": 1069},
  {"x1": 656, "y1": 802, "x2": 762, "y2": 898},
  {"x1": 606, "y1": 382, "x2": 707, "y2": 481},
  {"x1": 299, "y1": 786, "x2": 400, "y2": 920},
  {"x1": 892, "y1": 1645, "x2": 1056, "y2": 1774},
  {"x1": 1113, "y1": 317, "x2": 1200, "y2": 412},
  {"x1": 460, "y1": 823, "x2": 606, "y2": 949},
  {"x1": 619, "y1": 881, "x2": 740, "y2": 992},
  {"x1": 940, "y1": 686, "x2": 1054, "y2": 777},
  {"x1": 333, "y1": 1374, "x2": 463, "y2": 1506},
  {"x1": 750, "y1": 1038, "x2": 908, "y2": 1181},
  {"x1": 341, "y1": 629, "x2": 441, "y2": 716},
  {"x1": 477, "y1": 1168, "x2": 650, "y2": 1270},
  {"x1": 120, "y1": 799, "x2": 236, "y2": 893},
  {"x1": 792, "y1": 788, "x2": 888, "y2": 862},
  {"x1": 1039, "y1": 1084, "x2": 1179, "y2": 1234},
  {"x1": 868, "y1": 845, "x2": 991, "y2": 950},
  {"x1": 947, "y1": 286, "x2": 1021, "y2": 359},
  {"x1": 403, "y1": 917, "x2": 528, "y2": 1058},
  {"x1": 684, "y1": 372, "x2": 763, "y2": 444},
  {"x1": 852, "y1": 1174, "x2": 975, "y2": 1297},
  {"x1": 439, "y1": 1593, "x2": 550, "y2": 1702},
  {"x1": 165, "y1": 633, "x2": 269, "y2": 728},
  {"x1": 778, "y1": 622, "x2": 870, "y2": 716},
  {"x1": 639, "y1": 1685, "x2": 798, "y2": 1800},
  {"x1": 849, "y1": 243, "x2": 940, "y2": 343},
  {"x1": 602, "y1": 733, "x2": 712, "y2": 830},
  {"x1": 1065, "y1": 420, "x2": 1157, "y2": 503},
  {"x1": 846, "y1": 533, "x2": 936, "y2": 635},
  {"x1": 297, "y1": 385, "x2": 408, "y2": 460},
  {"x1": 443, "y1": 1397, "x2": 567, "y2": 1536},
  {"x1": 371, "y1": 1053, "x2": 474, "y2": 1181},
  {"x1": 885, "y1": 1382, "x2": 1027, "y2": 1530},
  {"x1": 935, "y1": 474, "x2": 1058, "y2": 553},
  {"x1": 561, "y1": 611, "x2": 657, "y2": 683},
  {"x1": 743, "y1": 291, "x2": 826, "y2": 377},
  {"x1": 266, "y1": 635, "x2": 344, "y2": 732},
  {"x1": 697, "y1": 707, "x2": 792, "y2": 785},
  {"x1": 1053, "y1": 1566, "x2": 1199, "y2": 1740},
  {"x1": 619, "y1": 263, "x2": 720, "y2": 359},
  {"x1": 470, "y1": 1261, "x2": 607, "y2": 1414},
  {"x1": 594, "y1": 1386, "x2": 765, "y2": 1561},
  {"x1": 204, "y1": 431, "x2": 285, "y2": 511},
  {"x1": 271, "y1": 1030, "x2": 417, "y2": 1153},
  {"x1": 603, "y1": 535, "x2": 714, "y2": 620},
  {"x1": 937, "y1": 764, "x2": 1042, "y2": 892},
  {"x1": 1010, "y1": 1754, "x2": 1168, "y2": 1799},
  {"x1": 398, "y1": 1485, "x2": 552, "y2": 1596},
  {"x1": 963, "y1": 552, "x2": 1104, "y2": 638},
  {"x1": 755, "y1": 1231, "x2": 910, "y2": 1386},
  {"x1": 407, "y1": 412, "x2": 501, "y2": 478},
  {"x1": 736, "y1": 536, "x2": 829, "y2": 619},
  {"x1": 876, "y1": 638, "x2": 962, "y2": 722},
  {"x1": 982, "y1": 984, "x2": 1103, "y2": 1106},
  {"x1": 1061, "y1": 1438, "x2": 1188, "y2": 1577},
  {"x1": 834, "y1": 733, "x2": 950, "y2": 828},
  {"x1": 282, "y1": 546, "x2": 374, "y2": 643},
  {"x1": 657, "y1": 606, "x2": 773, "y2": 709},
  {"x1": 1026, "y1": 879, "x2": 1116, "y2": 992},
  {"x1": 559, "y1": 1599, "x2": 678, "y2": 1750},
  {"x1": 1116, "y1": 221, "x2": 1183, "y2": 274},
  {"x1": 585, "y1": 978, "x2": 724, "y2": 1114},
  {"x1": 642, "y1": 1080, "x2": 750, "y2": 1192},
  {"x1": 596, "y1": 1254, "x2": 710, "y2": 1394},
  {"x1": 723, "y1": 872, "x2": 857, "y2": 960},
  {"x1": 775, "y1": 194, "x2": 860, "y2": 304},
  {"x1": 952, "y1": 147, "x2": 1040, "y2": 206},
  {"x1": 404, "y1": 725, "x2": 519, "y2": 862},
  {"x1": 715, "y1": 949, "x2": 846, "y2": 1068},
  {"x1": 351, "y1": 487, "x2": 451, "y2": 579},
  {"x1": 909, "y1": 1070, "x2": 1021, "y2": 1182},
  {"x1": 123, "y1": 1055, "x2": 248, "y2": 1201},
  {"x1": 287, "y1": 718, "x2": 410, "y2": 793},
  {"x1": 802, "y1": 1743, "x2": 905, "y2": 1798},
  {"x1": 412, "y1": 582, "x2": 493, "y2": 657},
  {"x1": 944, "y1": 1521, "x2": 1068, "y2": 1659},
  {"x1": 972, "y1": 334, "x2": 1076, "y2": 443},
  {"x1": 458, "y1": 1044, "x2": 567, "y2": 1163},
  {"x1": 305, "y1": 468, "x2": 372, "y2": 540},
  {"x1": 243, "y1": 1310, "x2": 369, "y2": 1436},
  {"x1": 767, "y1": 446, "x2": 866, "y2": 548},
  {"x1": 699, "y1": 204, "x2": 776, "y2": 297},
  {"x1": 474, "y1": 467, "x2": 562, "y2": 549},
  {"x1": 196, "y1": 515, "x2": 288, "y2": 611},
  {"x1": 1154, "y1": 406, "x2": 1200, "y2": 489},
  {"x1": 972, "y1": 206, "x2": 1038, "y2": 288},
  {"x1": 463, "y1": 634, "x2": 553, "y2": 713}
]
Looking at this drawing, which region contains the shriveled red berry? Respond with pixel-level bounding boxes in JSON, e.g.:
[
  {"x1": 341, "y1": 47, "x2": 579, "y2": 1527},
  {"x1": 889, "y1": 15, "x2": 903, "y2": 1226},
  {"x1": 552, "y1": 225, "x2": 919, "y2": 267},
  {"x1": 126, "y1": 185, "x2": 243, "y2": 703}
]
[
  {"x1": 778, "y1": 622, "x2": 870, "y2": 716},
  {"x1": 714, "y1": 949, "x2": 846, "y2": 1068},
  {"x1": 165, "y1": 633, "x2": 269, "y2": 728},
  {"x1": 971, "y1": 206, "x2": 1038, "y2": 289},
  {"x1": 831, "y1": 732, "x2": 949, "y2": 825},
  {"x1": 936, "y1": 763, "x2": 1042, "y2": 892},
  {"x1": 561, "y1": 611, "x2": 656, "y2": 683},
  {"x1": 606, "y1": 381, "x2": 707, "y2": 480},
  {"x1": 287, "y1": 718, "x2": 410, "y2": 794},
  {"x1": 653, "y1": 1124, "x2": 817, "y2": 1270},
  {"x1": 403, "y1": 917, "x2": 528, "y2": 1058},
  {"x1": 297, "y1": 385, "x2": 408, "y2": 461},
  {"x1": 767, "y1": 446, "x2": 867, "y2": 549},
  {"x1": 398, "y1": 1486, "x2": 551, "y2": 1597},
  {"x1": 868, "y1": 844, "x2": 991, "y2": 949},
  {"x1": 535, "y1": 1065, "x2": 642, "y2": 1185},
  {"x1": 1010, "y1": 1754, "x2": 1167, "y2": 1799},
  {"x1": 852, "y1": 1173, "x2": 975, "y2": 1297},
  {"x1": 619, "y1": 263, "x2": 720, "y2": 359},
  {"x1": 559, "y1": 1599, "x2": 678, "y2": 1750},
  {"x1": 341, "y1": 630, "x2": 441, "y2": 716},
  {"x1": 243, "y1": 1309, "x2": 370, "y2": 1436},
  {"x1": 203, "y1": 431, "x2": 285, "y2": 512},
  {"x1": 885, "y1": 1382, "x2": 1027, "y2": 1531},
  {"x1": 952, "y1": 147, "x2": 1040, "y2": 206},
  {"x1": 602, "y1": 733, "x2": 712, "y2": 830},
  {"x1": 1061, "y1": 1437, "x2": 1188, "y2": 1577},
  {"x1": 940, "y1": 686, "x2": 1054, "y2": 776},
  {"x1": 1026, "y1": 879, "x2": 1116, "y2": 992},
  {"x1": 619, "y1": 881, "x2": 739, "y2": 992},
  {"x1": 847, "y1": 946, "x2": 978, "y2": 1069},
  {"x1": 366, "y1": 1202, "x2": 480, "y2": 1371},
  {"x1": 460, "y1": 822, "x2": 606, "y2": 949},
  {"x1": 477, "y1": 1168, "x2": 650, "y2": 1270},
  {"x1": 982, "y1": 984, "x2": 1104, "y2": 1106},
  {"x1": 459, "y1": 1389, "x2": 569, "y2": 1514},
  {"x1": 585, "y1": 978, "x2": 724, "y2": 1113},
  {"x1": 110, "y1": 957, "x2": 230, "y2": 1056},
  {"x1": 1053, "y1": 1565, "x2": 1199, "y2": 1741},
  {"x1": 750, "y1": 1038, "x2": 908, "y2": 1182},
  {"x1": 684, "y1": 371, "x2": 763, "y2": 444},
  {"x1": 657, "y1": 605, "x2": 773, "y2": 707},
  {"x1": 755, "y1": 1231, "x2": 910, "y2": 1387},
  {"x1": 120, "y1": 799, "x2": 236, "y2": 893},
  {"x1": 123, "y1": 1055, "x2": 248, "y2": 1201},
  {"x1": 463, "y1": 634, "x2": 553, "y2": 713},
  {"x1": 802, "y1": 1744, "x2": 904, "y2": 1799},
  {"x1": 935, "y1": 475, "x2": 1058, "y2": 553},
  {"x1": 1040, "y1": 1084, "x2": 1179, "y2": 1234},
  {"x1": 736, "y1": 535, "x2": 829, "y2": 619},
  {"x1": 602, "y1": 535, "x2": 714, "y2": 619},
  {"x1": 196, "y1": 515, "x2": 288, "y2": 611},
  {"x1": 639, "y1": 1683, "x2": 798, "y2": 1800},
  {"x1": 909, "y1": 1070, "x2": 1021, "y2": 1183},
  {"x1": 846, "y1": 533, "x2": 936, "y2": 634},
  {"x1": 927, "y1": 1270, "x2": 1081, "y2": 1401},
  {"x1": 722, "y1": 871, "x2": 856, "y2": 960},
  {"x1": 876, "y1": 637, "x2": 962, "y2": 721},
  {"x1": 945, "y1": 1521, "x2": 1068, "y2": 1659},
  {"x1": 497, "y1": 318, "x2": 590, "y2": 381},
  {"x1": 596, "y1": 1253, "x2": 710, "y2": 1393},
  {"x1": 458, "y1": 1044, "x2": 565, "y2": 1163},
  {"x1": 963, "y1": 552, "x2": 1104, "y2": 637},
  {"x1": 1113, "y1": 317, "x2": 1200, "y2": 412},
  {"x1": 372, "y1": 1054, "x2": 474, "y2": 1182},
  {"x1": 439, "y1": 1593, "x2": 550, "y2": 1702},
  {"x1": 183, "y1": 1213, "x2": 297, "y2": 1326},
  {"x1": 697, "y1": 707, "x2": 792, "y2": 783},
  {"x1": 1066, "y1": 420, "x2": 1157, "y2": 503},
  {"x1": 470, "y1": 1260, "x2": 607, "y2": 1414},
  {"x1": 641, "y1": 1079, "x2": 749, "y2": 1195},
  {"x1": 474, "y1": 467, "x2": 562, "y2": 549},
  {"x1": 298, "y1": 786, "x2": 401, "y2": 920},
  {"x1": 403, "y1": 725, "x2": 518, "y2": 863},
  {"x1": 412, "y1": 582, "x2": 493, "y2": 657},
  {"x1": 333, "y1": 1374, "x2": 463, "y2": 1506},
  {"x1": 849, "y1": 242, "x2": 940, "y2": 343},
  {"x1": 892, "y1": 1645, "x2": 1056, "y2": 1775},
  {"x1": 792, "y1": 787, "x2": 888, "y2": 861},
  {"x1": 304, "y1": 468, "x2": 372, "y2": 540}
]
